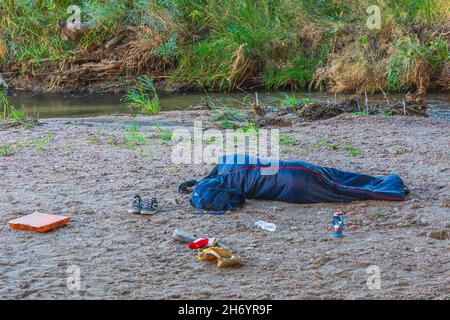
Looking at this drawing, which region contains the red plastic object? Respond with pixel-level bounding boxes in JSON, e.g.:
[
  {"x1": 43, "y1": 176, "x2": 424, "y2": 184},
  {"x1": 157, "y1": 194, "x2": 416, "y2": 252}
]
[
  {"x1": 8, "y1": 212, "x2": 71, "y2": 232},
  {"x1": 188, "y1": 238, "x2": 211, "y2": 250}
]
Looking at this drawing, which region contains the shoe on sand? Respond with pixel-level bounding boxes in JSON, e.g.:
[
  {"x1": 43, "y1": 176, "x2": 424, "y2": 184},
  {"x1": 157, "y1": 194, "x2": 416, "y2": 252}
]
[
  {"x1": 140, "y1": 197, "x2": 159, "y2": 215},
  {"x1": 128, "y1": 195, "x2": 142, "y2": 214}
]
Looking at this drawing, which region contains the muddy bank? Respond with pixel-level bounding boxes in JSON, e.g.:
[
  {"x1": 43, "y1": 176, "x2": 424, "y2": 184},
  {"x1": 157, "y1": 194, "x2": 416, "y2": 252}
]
[{"x1": 0, "y1": 112, "x2": 449, "y2": 299}]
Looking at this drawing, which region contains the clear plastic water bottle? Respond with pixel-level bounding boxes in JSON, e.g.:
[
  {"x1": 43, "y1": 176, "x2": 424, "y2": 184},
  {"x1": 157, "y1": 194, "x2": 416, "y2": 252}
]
[
  {"x1": 255, "y1": 220, "x2": 276, "y2": 232},
  {"x1": 172, "y1": 229, "x2": 197, "y2": 243}
]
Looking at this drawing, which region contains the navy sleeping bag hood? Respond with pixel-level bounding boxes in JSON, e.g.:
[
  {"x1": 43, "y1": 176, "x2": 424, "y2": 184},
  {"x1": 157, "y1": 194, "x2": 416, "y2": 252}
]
[
  {"x1": 189, "y1": 154, "x2": 406, "y2": 209},
  {"x1": 190, "y1": 178, "x2": 245, "y2": 211}
]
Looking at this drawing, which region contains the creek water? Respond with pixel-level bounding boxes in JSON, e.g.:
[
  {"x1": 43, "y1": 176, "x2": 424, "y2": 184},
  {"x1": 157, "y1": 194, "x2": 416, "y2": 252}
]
[{"x1": 7, "y1": 91, "x2": 450, "y2": 120}]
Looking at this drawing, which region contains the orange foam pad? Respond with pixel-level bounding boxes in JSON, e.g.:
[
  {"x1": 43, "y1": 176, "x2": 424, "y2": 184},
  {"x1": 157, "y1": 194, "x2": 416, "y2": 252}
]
[{"x1": 8, "y1": 212, "x2": 70, "y2": 232}]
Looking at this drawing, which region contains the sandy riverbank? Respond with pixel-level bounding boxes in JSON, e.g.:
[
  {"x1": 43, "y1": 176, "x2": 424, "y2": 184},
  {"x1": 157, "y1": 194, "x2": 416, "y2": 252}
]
[{"x1": 0, "y1": 112, "x2": 449, "y2": 299}]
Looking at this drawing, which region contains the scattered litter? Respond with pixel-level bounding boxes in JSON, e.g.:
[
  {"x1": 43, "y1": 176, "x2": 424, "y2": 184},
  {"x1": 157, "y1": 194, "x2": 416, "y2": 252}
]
[
  {"x1": 188, "y1": 238, "x2": 216, "y2": 250},
  {"x1": 172, "y1": 228, "x2": 242, "y2": 268},
  {"x1": 172, "y1": 228, "x2": 197, "y2": 243},
  {"x1": 332, "y1": 211, "x2": 345, "y2": 237},
  {"x1": 8, "y1": 212, "x2": 70, "y2": 232},
  {"x1": 255, "y1": 220, "x2": 276, "y2": 232},
  {"x1": 198, "y1": 246, "x2": 241, "y2": 268}
]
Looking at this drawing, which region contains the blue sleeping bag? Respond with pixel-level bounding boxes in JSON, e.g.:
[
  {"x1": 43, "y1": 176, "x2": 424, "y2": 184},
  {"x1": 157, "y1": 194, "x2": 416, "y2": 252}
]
[{"x1": 194, "y1": 154, "x2": 406, "y2": 205}]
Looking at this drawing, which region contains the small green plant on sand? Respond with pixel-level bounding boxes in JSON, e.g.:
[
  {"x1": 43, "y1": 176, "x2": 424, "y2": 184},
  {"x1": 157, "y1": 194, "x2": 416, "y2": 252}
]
[
  {"x1": 137, "y1": 145, "x2": 153, "y2": 161},
  {"x1": 105, "y1": 134, "x2": 119, "y2": 145},
  {"x1": 88, "y1": 133, "x2": 101, "y2": 145},
  {"x1": 15, "y1": 138, "x2": 31, "y2": 149},
  {"x1": 207, "y1": 107, "x2": 248, "y2": 130},
  {"x1": 33, "y1": 133, "x2": 53, "y2": 150},
  {"x1": 165, "y1": 167, "x2": 181, "y2": 178},
  {"x1": 123, "y1": 126, "x2": 147, "y2": 149},
  {"x1": 159, "y1": 130, "x2": 172, "y2": 141},
  {"x1": 240, "y1": 124, "x2": 258, "y2": 133},
  {"x1": 394, "y1": 148, "x2": 406, "y2": 155},
  {"x1": 153, "y1": 123, "x2": 173, "y2": 141},
  {"x1": 279, "y1": 134, "x2": 298, "y2": 146},
  {"x1": 123, "y1": 76, "x2": 160, "y2": 115},
  {"x1": 374, "y1": 211, "x2": 385, "y2": 218},
  {"x1": 343, "y1": 145, "x2": 363, "y2": 156},
  {"x1": 1, "y1": 134, "x2": 53, "y2": 156},
  {"x1": 0, "y1": 144, "x2": 14, "y2": 157},
  {"x1": 209, "y1": 109, "x2": 246, "y2": 123},
  {"x1": 203, "y1": 136, "x2": 217, "y2": 144},
  {"x1": 311, "y1": 140, "x2": 338, "y2": 150}
]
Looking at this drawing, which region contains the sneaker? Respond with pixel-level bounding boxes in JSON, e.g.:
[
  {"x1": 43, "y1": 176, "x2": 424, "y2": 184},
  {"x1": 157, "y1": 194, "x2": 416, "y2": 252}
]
[
  {"x1": 128, "y1": 195, "x2": 142, "y2": 214},
  {"x1": 140, "y1": 197, "x2": 159, "y2": 215},
  {"x1": 404, "y1": 185, "x2": 411, "y2": 195}
]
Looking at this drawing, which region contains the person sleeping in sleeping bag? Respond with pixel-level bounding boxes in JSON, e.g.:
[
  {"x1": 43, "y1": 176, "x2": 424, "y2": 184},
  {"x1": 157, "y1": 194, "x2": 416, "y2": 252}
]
[{"x1": 179, "y1": 154, "x2": 408, "y2": 211}]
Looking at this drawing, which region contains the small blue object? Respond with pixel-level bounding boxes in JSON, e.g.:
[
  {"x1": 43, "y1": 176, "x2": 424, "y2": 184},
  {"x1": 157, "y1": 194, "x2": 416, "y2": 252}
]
[
  {"x1": 192, "y1": 211, "x2": 226, "y2": 216},
  {"x1": 332, "y1": 212, "x2": 345, "y2": 237}
]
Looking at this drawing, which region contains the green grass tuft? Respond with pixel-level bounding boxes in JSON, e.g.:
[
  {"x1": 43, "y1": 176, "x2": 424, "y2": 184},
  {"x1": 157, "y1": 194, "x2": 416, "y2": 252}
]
[{"x1": 123, "y1": 76, "x2": 161, "y2": 115}]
